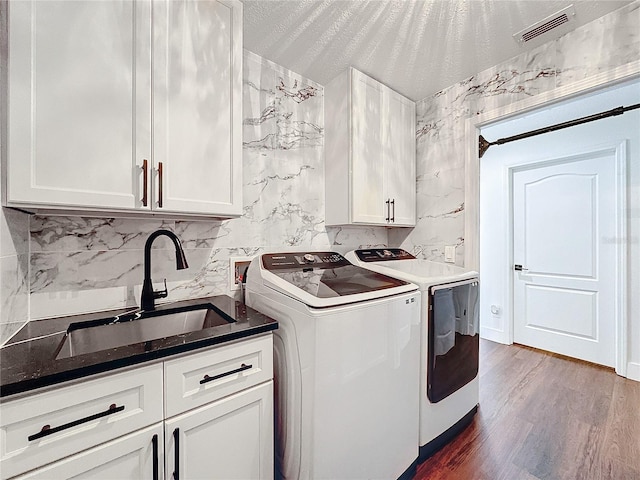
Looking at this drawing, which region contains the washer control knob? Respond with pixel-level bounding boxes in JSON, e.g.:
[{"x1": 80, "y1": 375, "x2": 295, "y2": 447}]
[
  {"x1": 382, "y1": 249, "x2": 393, "y2": 257},
  {"x1": 303, "y1": 253, "x2": 316, "y2": 263}
]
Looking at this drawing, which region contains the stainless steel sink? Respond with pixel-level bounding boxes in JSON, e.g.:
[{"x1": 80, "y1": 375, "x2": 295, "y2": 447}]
[{"x1": 56, "y1": 304, "x2": 234, "y2": 359}]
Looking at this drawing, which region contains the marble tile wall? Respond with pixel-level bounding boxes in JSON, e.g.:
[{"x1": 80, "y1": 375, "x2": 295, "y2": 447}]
[
  {"x1": 389, "y1": 1, "x2": 640, "y2": 265},
  {"x1": 0, "y1": 51, "x2": 388, "y2": 342},
  {"x1": 0, "y1": 208, "x2": 30, "y2": 343}
]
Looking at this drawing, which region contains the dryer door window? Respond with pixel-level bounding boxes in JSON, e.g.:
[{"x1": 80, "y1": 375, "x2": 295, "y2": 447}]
[{"x1": 427, "y1": 280, "x2": 479, "y2": 403}]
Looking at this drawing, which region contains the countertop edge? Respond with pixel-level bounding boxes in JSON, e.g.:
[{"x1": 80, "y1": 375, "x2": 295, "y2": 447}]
[{"x1": 0, "y1": 322, "x2": 277, "y2": 399}]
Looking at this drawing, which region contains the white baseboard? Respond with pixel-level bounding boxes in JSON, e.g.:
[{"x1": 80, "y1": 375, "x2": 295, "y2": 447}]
[
  {"x1": 480, "y1": 327, "x2": 509, "y2": 345},
  {"x1": 626, "y1": 362, "x2": 640, "y2": 382}
]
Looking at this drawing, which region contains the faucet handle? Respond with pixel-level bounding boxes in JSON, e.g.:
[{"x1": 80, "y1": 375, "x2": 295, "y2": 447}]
[{"x1": 153, "y1": 279, "x2": 168, "y2": 300}]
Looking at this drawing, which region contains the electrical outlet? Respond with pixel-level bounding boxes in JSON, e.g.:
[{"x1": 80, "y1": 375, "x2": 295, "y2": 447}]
[
  {"x1": 229, "y1": 256, "x2": 254, "y2": 292},
  {"x1": 444, "y1": 245, "x2": 456, "y2": 263}
]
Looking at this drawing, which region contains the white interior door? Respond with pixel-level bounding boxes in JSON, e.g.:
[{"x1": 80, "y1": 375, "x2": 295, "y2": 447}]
[
  {"x1": 512, "y1": 149, "x2": 621, "y2": 367},
  {"x1": 479, "y1": 78, "x2": 639, "y2": 375}
]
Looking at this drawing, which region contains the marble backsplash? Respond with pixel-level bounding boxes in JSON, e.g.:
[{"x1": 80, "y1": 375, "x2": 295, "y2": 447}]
[
  {"x1": 0, "y1": 209, "x2": 30, "y2": 343},
  {"x1": 389, "y1": 1, "x2": 640, "y2": 265},
  {"x1": 0, "y1": 51, "x2": 388, "y2": 343}
]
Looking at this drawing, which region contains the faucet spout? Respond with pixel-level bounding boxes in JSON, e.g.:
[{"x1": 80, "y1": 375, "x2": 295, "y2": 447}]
[{"x1": 141, "y1": 229, "x2": 189, "y2": 311}]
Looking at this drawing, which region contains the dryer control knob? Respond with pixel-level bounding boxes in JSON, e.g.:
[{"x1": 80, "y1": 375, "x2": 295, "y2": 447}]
[{"x1": 303, "y1": 253, "x2": 316, "y2": 263}]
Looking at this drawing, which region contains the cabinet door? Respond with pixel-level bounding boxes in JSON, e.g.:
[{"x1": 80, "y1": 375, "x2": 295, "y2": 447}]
[
  {"x1": 165, "y1": 382, "x2": 274, "y2": 480},
  {"x1": 13, "y1": 424, "x2": 163, "y2": 480},
  {"x1": 153, "y1": 0, "x2": 243, "y2": 216},
  {"x1": 383, "y1": 89, "x2": 416, "y2": 226},
  {"x1": 6, "y1": 0, "x2": 151, "y2": 211},
  {"x1": 350, "y1": 69, "x2": 387, "y2": 225}
]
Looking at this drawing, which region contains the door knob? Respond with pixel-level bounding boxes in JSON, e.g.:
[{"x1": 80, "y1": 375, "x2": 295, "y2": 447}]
[{"x1": 514, "y1": 264, "x2": 529, "y2": 271}]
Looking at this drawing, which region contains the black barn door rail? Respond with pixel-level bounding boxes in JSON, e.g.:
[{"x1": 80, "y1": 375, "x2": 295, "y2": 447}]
[{"x1": 479, "y1": 103, "x2": 640, "y2": 158}]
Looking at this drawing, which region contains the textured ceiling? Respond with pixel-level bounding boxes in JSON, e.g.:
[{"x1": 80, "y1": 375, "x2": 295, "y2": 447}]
[{"x1": 241, "y1": 0, "x2": 633, "y2": 101}]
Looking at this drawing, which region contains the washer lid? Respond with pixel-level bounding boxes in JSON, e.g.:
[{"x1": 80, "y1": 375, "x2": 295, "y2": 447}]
[{"x1": 259, "y1": 252, "x2": 417, "y2": 307}]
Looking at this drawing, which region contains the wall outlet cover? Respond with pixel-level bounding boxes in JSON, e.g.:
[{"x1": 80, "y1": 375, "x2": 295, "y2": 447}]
[
  {"x1": 444, "y1": 245, "x2": 456, "y2": 263},
  {"x1": 229, "y1": 256, "x2": 255, "y2": 292}
]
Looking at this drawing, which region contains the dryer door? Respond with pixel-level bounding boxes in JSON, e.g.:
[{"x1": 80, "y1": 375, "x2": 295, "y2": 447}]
[{"x1": 428, "y1": 279, "x2": 479, "y2": 403}]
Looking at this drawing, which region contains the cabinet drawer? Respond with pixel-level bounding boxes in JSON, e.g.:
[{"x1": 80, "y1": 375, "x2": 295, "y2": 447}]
[
  {"x1": 164, "y1": 334, "x2": 273, "y2": 417},
  {"x1": 0, "y1": 363, "x2": 163, "y2": 479}
]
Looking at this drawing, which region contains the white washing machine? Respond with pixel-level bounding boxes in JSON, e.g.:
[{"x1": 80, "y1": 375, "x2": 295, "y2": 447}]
[
  {"x1": 245, "y1": 251, "x2": 421, "y2": 480},
  {"x1": 346, "y1": 248, "x2": 479, "y2": 462}
]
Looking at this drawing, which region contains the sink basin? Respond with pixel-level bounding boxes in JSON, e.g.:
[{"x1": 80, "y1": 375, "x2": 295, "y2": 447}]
[{"x1": 55, "y1": 304, "x2": 234, "y2": 360}]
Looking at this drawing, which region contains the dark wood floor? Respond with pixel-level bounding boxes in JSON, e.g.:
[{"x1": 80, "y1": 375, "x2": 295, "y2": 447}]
[{"x1": 414, "y1": 340, "x2": 640, "y2": 480}]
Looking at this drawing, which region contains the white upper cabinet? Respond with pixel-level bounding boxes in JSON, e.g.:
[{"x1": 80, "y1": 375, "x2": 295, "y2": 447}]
[
  {"x1": 382, "y1": 86, "x2": 416, "y2": 226},
  {"x1": 350, "y1": 72, "x2": 386, "y2": 224},
  {"x1": 152, "y1": 0, "x2": 242, "y2": 216},
  {"x1": 3, "y1": 0, "x2": 242, "y2": 218},
  {"x1": 5, "y1": 0, "x2": 151, "y2": 212},
  {"x1": 325, "y1": 68, "x2": 416, "y2": 227}
]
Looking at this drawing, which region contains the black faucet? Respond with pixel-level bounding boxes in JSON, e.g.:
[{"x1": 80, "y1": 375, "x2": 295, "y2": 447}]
[{"x1": 141, "y1": 229, "x2": 189, "y2": 311}]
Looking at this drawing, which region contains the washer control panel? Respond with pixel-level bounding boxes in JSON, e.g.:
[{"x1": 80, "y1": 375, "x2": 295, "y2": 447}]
[
  {"x1": 262, "y1": 252, "x2": 350, "y2": 270},
  {"x1": 355, "y1": 248, "x2": 416, "y2": 262}
]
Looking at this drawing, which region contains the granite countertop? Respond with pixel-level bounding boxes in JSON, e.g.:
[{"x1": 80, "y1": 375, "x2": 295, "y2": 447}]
[{"x1": 0, "y1": 296, "x2": 278, "y2": 398}]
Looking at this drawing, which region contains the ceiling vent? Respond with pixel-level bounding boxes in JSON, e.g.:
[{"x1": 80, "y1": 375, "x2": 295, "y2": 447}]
[{"x1": 513, "y1": 4, "x2": 576, "y2": 45}]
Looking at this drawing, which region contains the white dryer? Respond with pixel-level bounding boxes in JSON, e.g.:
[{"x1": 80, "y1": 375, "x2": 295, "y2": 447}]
[
  {"x1": 346, "y1": 248, "x2": 479, "y2": 462},
  {"x1": 245, "y1": 251, "x2": 421, "y2": 480}
]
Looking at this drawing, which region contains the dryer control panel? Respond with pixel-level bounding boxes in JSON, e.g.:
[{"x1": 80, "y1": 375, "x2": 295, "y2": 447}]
[
  {"x1": 262, "y1": 252, "x2": 350, "y2": 270},
  {"x1": 355, "y1": 248, "x2": 416, "y2": 262}
]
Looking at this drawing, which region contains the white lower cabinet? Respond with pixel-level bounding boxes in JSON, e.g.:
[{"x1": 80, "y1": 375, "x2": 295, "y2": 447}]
[
  {"x1": 165, "y1": 382, "x2": 274, "y2": 480},
  {"x1": 0, "y1": 364, "x2": 164, "y2": 479},
  {"x1": 14, "y1": 424, "x2": 164, "y2": 480},
  {"x1": 0, "y1": 335, "x2": 274, "y2": 479}
]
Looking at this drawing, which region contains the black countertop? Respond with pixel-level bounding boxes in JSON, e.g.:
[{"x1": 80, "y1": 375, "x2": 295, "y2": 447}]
[{"x1": 0, "y1": 296, "x2": 278, "y2": 398}]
